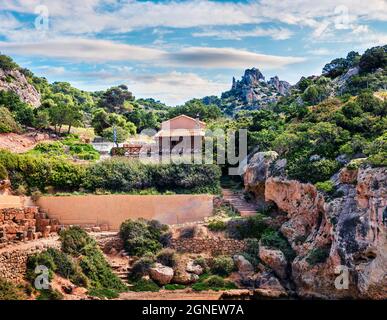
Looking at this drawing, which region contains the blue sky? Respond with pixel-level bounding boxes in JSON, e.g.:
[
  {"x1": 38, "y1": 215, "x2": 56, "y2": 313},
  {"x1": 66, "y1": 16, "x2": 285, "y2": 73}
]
[{"x1": 0, "y1": 0, "x2": 386, "y2": 105}]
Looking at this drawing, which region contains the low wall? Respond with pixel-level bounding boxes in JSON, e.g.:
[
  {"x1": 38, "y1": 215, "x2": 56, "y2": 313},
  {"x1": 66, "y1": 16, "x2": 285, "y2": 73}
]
[
  {"x1": 170, "y1": 238, "x2": 247, "y2": 255},
  {"x1": 37, "y1": 194, "x2": 214, "y2": 230},
  {"x1": 0, "y1": 237, "x2": 60, "y2": 283},
  {"x1": 0, "y1": 195, "x2": 34, "y2": 209}
]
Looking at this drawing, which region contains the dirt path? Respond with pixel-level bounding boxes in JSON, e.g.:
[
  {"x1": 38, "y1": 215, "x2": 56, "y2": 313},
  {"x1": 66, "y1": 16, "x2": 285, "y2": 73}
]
[
  {"x1": 118, "y1": 289, "x2": 223, "y2": 300},
  {"x1": 0, "y1": 132, "x2": 54, "y2": 153}
]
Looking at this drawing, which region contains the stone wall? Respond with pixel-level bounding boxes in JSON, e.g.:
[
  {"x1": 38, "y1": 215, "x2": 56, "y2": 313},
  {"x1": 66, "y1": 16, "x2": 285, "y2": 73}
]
[
  {"x1": 0, "y1": 207, "x2": 59, "y2": 245},
  {"x1": 0, "y1": 237, "x2": 60, "y2": 283},
  {"x1": 170, "y1": 238, "x2": 247, "y2": 255},
  {"x1": 37, "y1": 194, "x2": 214, "y2": 230}
]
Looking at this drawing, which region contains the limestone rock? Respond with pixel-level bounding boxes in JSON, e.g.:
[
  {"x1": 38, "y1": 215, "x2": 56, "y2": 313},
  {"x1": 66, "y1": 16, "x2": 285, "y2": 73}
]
[
  {"x1": 0, "y1": 68, "x2": 41, "y2": 107},
  {"x1": 149, "y1": 263, "x2": 174, "y2": 285},
  {"x1": 172, "y1": 269, "x2": 199, "y2": 285},
  {"x1": 264, "y1": 167, "x2": 387, "y2": 299},
  {"x1": 244, "y1": 151, "x2": 278, "y2": 201},
  {"x1": 259, "y1": 246, "x2": 287, "y2": 280},
  {"x1": 186, "y1": 260, "x2": 203, "y2": 275},
  {"x1": 233, "y1": 255, "x2": 254, "y2": 273}
]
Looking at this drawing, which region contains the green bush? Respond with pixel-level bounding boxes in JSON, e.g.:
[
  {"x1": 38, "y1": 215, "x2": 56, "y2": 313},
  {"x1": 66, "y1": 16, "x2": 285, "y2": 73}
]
[
  {"x1": 0, "y1": 163, "x2": 8, "y2": 180},
  {"x1": 60, "y1": 227, "x2": 126, "y2": 297},
  {"x1": 306, "y1": 246, "x2": 331, "y2": 265},
  {"x1": 191, "y1": 275, "x2": 237, "y2": 291},
  {"x1": 0, "y1": 107, "x2": 20, "y2": 133},
  {"x1": 315, "y1": 180, "x2": 334, "y2": 193},
  {"x1": 130, "y1": 279, "x2": 160, "y2": 292},
  {"x1": 125, "y1": 237, "x2": 162, "y2": 257},
  {"x1": 193, "y1": 257, "x2": 209, "y2": 273},
  {"x1": 261, "y1": 230, "x2": 295, "y2": 261},
  {"x1": 227, "y1": 214, "x2": 270, "y2": 240},
  {"x1": 36, "y1": 289, "x2": 64, "y2": 300},
  {"x1": 207, "y1": 219, "x2": 227, "y2": 231},
  {"x1": 210, "y1": 256, "x2": 235, "y2": 276},
  {"x1": 59, "y1": 227, "x2": 95, "y2": 256},
  {"x1": 0, "y1": 278, "x2": 26, "y2": 300},
  {"x1": 164, "y1": 284, "x2": 186, "y2": 290},
  {"x1": 129, "y1": 255, "x2": 155, "y2": 280},
  {"x1": 119, "y1": 219, "x2": 168, "y2": 257},
  {"x1": 156, "y1": 248, "x2": 177, "y2": 268}
]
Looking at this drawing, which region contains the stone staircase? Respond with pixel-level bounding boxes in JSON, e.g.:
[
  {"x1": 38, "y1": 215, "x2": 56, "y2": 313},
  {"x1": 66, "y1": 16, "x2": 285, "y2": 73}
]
[{"x1": 222, "y1": 189, "x2": 258, "y2": 217}]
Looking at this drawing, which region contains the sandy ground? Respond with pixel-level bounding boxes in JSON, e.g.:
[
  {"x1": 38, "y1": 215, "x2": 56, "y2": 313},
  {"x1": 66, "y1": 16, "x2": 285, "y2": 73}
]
[{"x1": 0, "y1": 132, "x2": 54, "y2": 153}]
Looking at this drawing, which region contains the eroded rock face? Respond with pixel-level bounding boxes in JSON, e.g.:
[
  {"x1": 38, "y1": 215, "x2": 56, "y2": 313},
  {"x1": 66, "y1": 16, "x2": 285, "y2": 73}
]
[
  {"x1": 0, "y1": 68, "x2": 41, "y2": 107},
  {"x1": 259, "y1": 246, "x2": 288, "y2": 280},
  {"x1": 233, "y1": 254, "x2": 254, "y2": 273},
  {"x1": 244, "y1": 151, "x2": 279, "y2": 202},
  {"x1": 262, "y1": 167, "x2": 386, "y2": 299}
]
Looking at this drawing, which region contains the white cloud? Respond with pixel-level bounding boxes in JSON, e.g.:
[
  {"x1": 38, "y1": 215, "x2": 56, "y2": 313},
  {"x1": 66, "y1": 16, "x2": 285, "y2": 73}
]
[
  {"x1": 307, "y1": 48, "x2": 333, "y2": 56},
  {"x1": 192, "y1": 27, "x2": 293, "y2": 40},
  {"x1": 166, "y1": 47, "x2": 305, "y2": 69},
  {"x1": 0, "y1": 38, "x2": 164, "y2": 62},
  {"x1": 0, "y1": 38, "x2": 306, "y2": 69}
]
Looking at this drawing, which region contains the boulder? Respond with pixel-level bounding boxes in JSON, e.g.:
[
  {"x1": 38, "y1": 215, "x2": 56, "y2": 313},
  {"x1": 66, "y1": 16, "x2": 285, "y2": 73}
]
[
  {"x1": 233, "y1": 255, "x2": 254, "y2": 273},
  {"x1": 172, "y1": 270, "x2": 199, "y2": 285},
  {"x1": 259, "y1": 246, "x2": 287, "y2": 280},
  {"x1": 149, "y1": 263, "x2": 174, "y2": 285},
  {"x1": 186, "y1": 260, "x2": 203, "y2": 275}
]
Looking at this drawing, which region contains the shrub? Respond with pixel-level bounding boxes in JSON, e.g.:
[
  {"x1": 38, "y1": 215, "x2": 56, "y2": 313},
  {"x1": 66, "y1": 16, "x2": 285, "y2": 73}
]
[
  {"x1": 119, "y1": 219, "x2": 168, "y2": 257},
  {"x1": 156, "y1": 248, "x2": 177, "y2": 268},
  {"x1": 191, "y1": 275, "x2": 237, "y2": 291},
  {"x1": 261, "y1": 229, "x2": 295, "y2": 261},
  {"x1": 242, "y1": 238, "x2": 260, "y2": 267},
  {"x1": 0, "y1": 163, "x2": 7, "y2": 180},
  {"x1": 315, "y1": 180, "x2": 334, "y2": 193},
  {"x1": 125, "y1": 237, "x2": 162, "y2": 257},
  {"x1": 59, "y1": 227, "x2": 95, "y2": 256},
  {"x1": 226, "y1": 214, "x2": 270, "y2": 240},
  {"x1": 164, "y1": 284, "x2": 186, "y2": 290},
  {"x1": 130, "y1": 255, "x2": 155, "y2": 280},
  {"x1": 129, "y1": 279, "x2": 160, "y2": 292},
  {"x1": 59, "y1": 227, "x2": 126, "y2": 296},
  {"x1": 0, "y1": 278, "x2": 26, "y2": 300},
  {"x1": 179, "y1": 226, "x2": 196, "y2": 239},
  {"x1": 207, "y1": 219, "x2": 227, "y2": 231},
  {"x1": 45, "y1": 248, "x2": 88, "y2": 287},
  {"x1": 306, "y1": 246, "x2": 331, "y2": 265},
  {"x1": 36, "y1": 289, "x2": 64, "y2": 300},
  {"x1": 210, "y1": 256, "x2": 235, "y2": 276},
  {"x1": 0, "y1": 107, "x2": 20, "y2": 133},
  {"x1": 193, "y1": 257, "x2": 209, "y2": 273}
]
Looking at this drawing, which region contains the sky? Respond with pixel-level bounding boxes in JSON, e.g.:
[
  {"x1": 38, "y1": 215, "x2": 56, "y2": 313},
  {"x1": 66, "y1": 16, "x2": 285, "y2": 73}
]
[{"x1": 0, "y1": 0, "x2": 386, "y2": 106}]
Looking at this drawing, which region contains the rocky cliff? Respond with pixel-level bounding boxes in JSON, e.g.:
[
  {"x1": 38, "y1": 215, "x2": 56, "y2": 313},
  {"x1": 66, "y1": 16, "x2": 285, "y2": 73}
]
[
  {"x1": 244, "y1": 151, "x2": 387, "y2": 299},
  {"x1": 221, "y1": 68, "x2": 291, "y2": 113},
  {"x1": 0, "y1": 68, "x2": 41, "y2": 107}
]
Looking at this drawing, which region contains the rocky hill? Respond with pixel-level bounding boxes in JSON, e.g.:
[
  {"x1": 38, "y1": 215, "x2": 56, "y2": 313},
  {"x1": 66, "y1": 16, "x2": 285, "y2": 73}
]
[
  {"x1": 0, "y1": 68, "x2": 41, "y2": 108},
  {"x1": 220, "y1": 68, "x2": 291, "y2": 114}
]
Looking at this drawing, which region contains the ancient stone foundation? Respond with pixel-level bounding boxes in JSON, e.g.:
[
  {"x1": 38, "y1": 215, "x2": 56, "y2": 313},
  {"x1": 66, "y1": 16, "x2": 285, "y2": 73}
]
[
  {"x1": 170, "y1": 238, "x2": 247, "y2": 255},
  {"x1": 0, "y1": 207, "x2": 59, "y2": 246}
]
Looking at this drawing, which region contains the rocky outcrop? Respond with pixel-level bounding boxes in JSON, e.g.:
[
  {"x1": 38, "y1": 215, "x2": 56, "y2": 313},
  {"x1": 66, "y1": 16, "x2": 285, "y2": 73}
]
[
  {"x1": 233, "y1": 255, "x2": 254, "y2": 273},
  {"x1": 221, "y1": 68, "x2": 291, "y2": 112},
  {"x1": 259, "y1": 246, "x2": 288, "y2": 280},
  {"x1": 0, "y1": 68, "x2": 40, "y2": 107},
  {"x1": 244, "y1": 150, "x2": 387, "y2": 299},
  {"x1": 149, "y1": 263, "x2": 174, "y2": 285}
]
